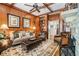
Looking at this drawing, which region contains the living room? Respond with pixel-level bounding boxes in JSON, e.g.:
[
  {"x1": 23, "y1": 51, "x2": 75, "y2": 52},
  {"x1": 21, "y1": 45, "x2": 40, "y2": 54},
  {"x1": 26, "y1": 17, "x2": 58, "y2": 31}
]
[{"x1": 0, "y1": 3, "x2": 79, "y2": 56}]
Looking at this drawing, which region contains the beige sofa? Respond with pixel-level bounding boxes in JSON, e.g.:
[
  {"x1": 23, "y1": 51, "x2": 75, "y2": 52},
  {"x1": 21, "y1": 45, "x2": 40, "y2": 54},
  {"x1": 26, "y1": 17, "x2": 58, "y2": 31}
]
[{"x1": 9, "y1": 31, "x2": 35, "y2": 45}]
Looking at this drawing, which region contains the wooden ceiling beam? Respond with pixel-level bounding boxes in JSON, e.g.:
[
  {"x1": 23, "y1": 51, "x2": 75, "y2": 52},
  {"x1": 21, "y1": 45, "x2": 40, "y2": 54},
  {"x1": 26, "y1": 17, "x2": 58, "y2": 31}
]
[
  {"x1": 24, "y1": 4, "x2": 33, "y2": 7},
  {"x1": 11, "y1": 3, "x2": 15, "y2": 6},
  {"x1": 43, "y1": 3, "x2": 53, "y2": 12},
  {"x1": 44, "y1": 3, "x2": 54, "y2": 6}
]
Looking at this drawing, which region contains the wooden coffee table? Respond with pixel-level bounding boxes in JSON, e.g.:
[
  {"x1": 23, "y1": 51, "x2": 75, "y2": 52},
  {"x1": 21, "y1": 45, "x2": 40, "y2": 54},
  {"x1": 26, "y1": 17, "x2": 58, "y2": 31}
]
[{"x1": 21, "y1": 38, "x2": 43, "y2": 51}]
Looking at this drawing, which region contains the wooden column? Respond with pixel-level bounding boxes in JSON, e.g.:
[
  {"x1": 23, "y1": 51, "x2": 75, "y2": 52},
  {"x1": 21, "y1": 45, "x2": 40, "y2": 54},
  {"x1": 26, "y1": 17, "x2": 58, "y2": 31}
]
[
  {"x1": 44, "y1": 14, "x2": 48, "y2": 32},
  {"x1": 35, "y1": 16, "x2": 40, "y2": 37}
]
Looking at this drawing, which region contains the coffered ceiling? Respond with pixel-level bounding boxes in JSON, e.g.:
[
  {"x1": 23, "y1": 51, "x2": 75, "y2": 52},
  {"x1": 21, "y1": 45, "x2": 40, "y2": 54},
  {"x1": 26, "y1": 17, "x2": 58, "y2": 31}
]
[{"x1": 6, "y1": 3, "x2": 65, "y2": 16}]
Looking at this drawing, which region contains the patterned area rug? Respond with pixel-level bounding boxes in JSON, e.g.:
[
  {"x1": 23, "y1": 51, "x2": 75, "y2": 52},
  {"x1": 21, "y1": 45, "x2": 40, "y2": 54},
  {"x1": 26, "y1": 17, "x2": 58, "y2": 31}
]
[{"x1": 0, "y1": 39, "x2": 57, "y2": 56}]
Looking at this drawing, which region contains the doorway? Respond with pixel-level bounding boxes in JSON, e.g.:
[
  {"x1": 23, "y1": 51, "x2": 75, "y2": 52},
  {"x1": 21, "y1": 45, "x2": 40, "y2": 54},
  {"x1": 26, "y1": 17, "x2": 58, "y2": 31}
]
[{"x1": 48, "y1": 20, "x2": 59, "y2": 42}]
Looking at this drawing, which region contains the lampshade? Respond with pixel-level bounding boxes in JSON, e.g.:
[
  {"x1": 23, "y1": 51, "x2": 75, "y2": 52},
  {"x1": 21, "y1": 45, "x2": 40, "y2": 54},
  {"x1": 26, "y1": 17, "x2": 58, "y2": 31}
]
[
  {"x1": 33, "y1": 26, "x2": 36, "y2": 30},
  {"x1": 0, "y1": 24, "x2": 9, "y2": 30}
]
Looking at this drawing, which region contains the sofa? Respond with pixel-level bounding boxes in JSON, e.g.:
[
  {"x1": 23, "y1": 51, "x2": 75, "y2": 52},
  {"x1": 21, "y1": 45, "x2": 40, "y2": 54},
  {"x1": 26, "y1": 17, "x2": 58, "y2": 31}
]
[{"x1": 10, "y1": 31, "x2": 35, "y2": 46}]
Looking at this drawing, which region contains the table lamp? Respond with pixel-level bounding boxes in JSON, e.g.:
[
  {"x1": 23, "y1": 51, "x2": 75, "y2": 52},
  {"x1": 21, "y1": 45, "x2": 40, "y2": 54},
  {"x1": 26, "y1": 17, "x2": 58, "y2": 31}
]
[
  {"x1": 0, "y1": 24, "x2": 9, "y2": 35},
  {"x1": 33, "y1": 26, "x2": 36, "y2": 30}
]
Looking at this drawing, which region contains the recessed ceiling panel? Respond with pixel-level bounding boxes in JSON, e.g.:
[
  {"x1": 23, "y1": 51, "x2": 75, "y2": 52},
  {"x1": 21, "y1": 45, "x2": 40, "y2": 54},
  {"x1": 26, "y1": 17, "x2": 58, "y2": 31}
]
[
  {"x1": 14, "y1": 3, "x2": 33, "y2": 12},
  {"x1": 49, "y1": 3, "x2": 65, "y2": 11}
]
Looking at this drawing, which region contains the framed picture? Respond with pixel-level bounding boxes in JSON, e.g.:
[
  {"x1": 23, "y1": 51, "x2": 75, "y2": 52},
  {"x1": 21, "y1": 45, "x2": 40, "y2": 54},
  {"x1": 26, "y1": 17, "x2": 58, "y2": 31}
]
[
  {"x1": 23, "y1": 18, "x2": 30, "y2": 28},
  {"x1": 7, "y1": 13, "x2": 20, "y2": 28}
]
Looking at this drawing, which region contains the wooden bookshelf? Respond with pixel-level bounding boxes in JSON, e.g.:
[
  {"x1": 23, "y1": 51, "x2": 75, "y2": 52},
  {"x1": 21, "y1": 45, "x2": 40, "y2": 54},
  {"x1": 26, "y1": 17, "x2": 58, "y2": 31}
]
[{"x1": 40, "y1": 15, "x2": 48, "y2": 38}]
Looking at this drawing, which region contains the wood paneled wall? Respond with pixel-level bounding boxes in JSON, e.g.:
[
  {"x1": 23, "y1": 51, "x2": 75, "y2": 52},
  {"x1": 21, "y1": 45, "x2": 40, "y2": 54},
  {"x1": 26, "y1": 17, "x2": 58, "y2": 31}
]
[
  {"x1": 35, "y1": 16, "x2": 40, "y2": 37},
  {"x1": 0, "y1": 4, "x2": 40, "y2": 36},
  {"x1": 49, "y1": 14, "x2": 60, "y2": 20}
]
